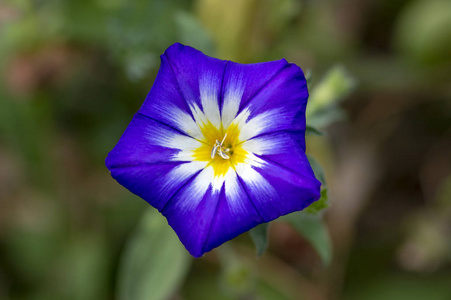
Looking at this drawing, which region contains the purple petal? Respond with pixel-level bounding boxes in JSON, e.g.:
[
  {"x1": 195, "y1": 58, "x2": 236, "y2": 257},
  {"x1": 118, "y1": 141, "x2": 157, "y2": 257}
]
[
  {"x1": 139, "y1": 43, "x2": 227, "y2": 135},
  {"x1": 202, "y1": 173, "x2": 262, "y2": 254},
  {"x1": 108, "y1": 163, "x2": 198, "y2": 211},
  {"x1": 163, "y1": 169, "x2": 262, "y2": 257},
  {"x1": 161, "y1": 167, "x2": 221, "y2": 257},
  {"x1": 222, "y1": 60, "x2": 308, "y2": 136},
  {"x1": 237, "y1": 131, "x2": 320, "y2": 220},
  {"x1": 220, "y1": 60, "x2": 288, "y2": 127},
  {"x1": 243, "y1": 63, "x2": 308, "y2": 129},
  {"x1": 243, "y1": 131, "x2": 308, "y2": 167},
  {"x1": 106, "y1": 114, "x2": 186, "y2": 167},
  {"x1": 106, "y1": 113, "x2": 207, "y2": 210},
  {"x1": 237, "y1": 152, "x2": 321, "y2": 222}
]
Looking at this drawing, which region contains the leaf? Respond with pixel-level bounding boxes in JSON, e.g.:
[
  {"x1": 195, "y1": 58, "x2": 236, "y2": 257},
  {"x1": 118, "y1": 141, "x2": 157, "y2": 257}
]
[
  {"x1": 56, "y1": 235, "x2": 110, "y2": 300},
  {"x1": 117, "y1": 208, "x2": 192, "y2": 300},
  {"x1": 305, "y1": 125, "x2": 326, "y2": 136},
  {"x1": 307, "y1": 155, "x2": 326, "y2": 185},
  {"x1": 307, "y1": 107, "x2": 347, "y2": 129},
  {"x1": 282, "y1": 212, "x2": 332, "y2": 266},
  {"x1": 305, "y1": 189, "x2": 329, "y2": 215},
  {"x1": 305, "y1": 69, "x2": 312, "y2": 85},
  {"x1": 249, "y1": 223, "x2": 270, "y2": 257},
  {"x1": 306, "y1": 65, "x2": 355, "y2": 128},
  {"x1": 307, "y1": 65, "x2": 356, "y2": 115}
]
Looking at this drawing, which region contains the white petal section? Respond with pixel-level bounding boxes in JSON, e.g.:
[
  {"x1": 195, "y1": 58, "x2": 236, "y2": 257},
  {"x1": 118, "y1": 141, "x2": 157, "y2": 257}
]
[
  {"x1": 169, "y1": 161, "x2": 209, "y2": 182},
  {"x1": 146, "y1": 102, "x2": 202, "y2": 140},
  {"x1": 160, "y1": 161, "x2": 208, "y2": 200},
  {"x1": 142, "y1": 120, "x2": 190, "y2": 148},
  {"x1": 235, "y1": 163, "x2": 277, "y2": 204},
  {"x1": 243, "y1": 152, "x2": 266, "y2": 168},
  {"x1": 211, "y1": 167, "x2": 236, "y2": 193},
  {"x1": 222, "y1": 73, "x2": 244, "y2": 128},
  {"x1": 171, "y1": 107, "x2": 203, "y2": 139},
  {"x1": 171, "y1": 165, "x2": 250, "y2": 214},
  {"x1": 175, "y1": 165, "x2": 215, "y2": 212},
  {"x1": 227, "y1": 108, "x2": 283, "y2": 142},
  {"x1": 169, "y1": 137, "x2": 204, "y2": 162},
  {"x1": 189, "y1": 104, "x2": 210, "y2": 130},
  {"x1": 223, "y1": 170, "x2": 246, "y2": 213},
  {"x1": 241, "y1": 133, "x2": 291, "y2": 155},
  {"x1": 145, "y1": 124, "x2": 203, "y2": 162},
  {"x1": 236, "y1": 108, "x2": 283, "y2": 141},
  {"x1": 199, "y1": 71, "x2": 222, "y2": 128},
  {"x1": 211, "y1": 171, "x2": 226, "y2": 192},
  {"x1": 161, "y1": 133, "x2": 202, "y2": 151}
]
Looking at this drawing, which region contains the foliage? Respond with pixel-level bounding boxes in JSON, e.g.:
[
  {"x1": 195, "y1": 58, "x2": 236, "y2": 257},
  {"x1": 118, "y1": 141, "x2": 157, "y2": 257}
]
[
  {"x1": 282, "y1": 212, "x2": 332, "y2": 266},
  {"x1": 249, "y1": 223, "x2": 270, "y2": 257},
  {"x1": 117, "y1": 208, "x2": 191, "y2": 300}
]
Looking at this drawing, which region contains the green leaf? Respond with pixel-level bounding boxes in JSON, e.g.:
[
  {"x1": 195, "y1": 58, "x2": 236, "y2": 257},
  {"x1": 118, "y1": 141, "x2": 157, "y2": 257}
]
[
  {"x1": 307, "y1": 155, "x2": 326, "y2": 185},
  {"x1": 249, "y1": 223, "x2": 270, "y2": 257},
  {"x1": 117, "y1": 208, "x2": 192, "y2": 300},
  {"x1": 282, "y1": 213, "x2": 332, "y2": 266},
  {"x1": 305, "y1": 189, "x2": 329, "y2": 215},
  {"x1": 306, "y1": 65, "x2": 355, "y2": 128},
  {"x1": 307, "y1": 65, "x2": 356, "y2": 115},
  {"x1": 307, "y1": 107, "x2": 347, "y2": 129},
  {"x1": 305, "y1": 125, "x2": 326, "y2": 136},
  {"x1": 305, "y1": 69, "x2": 312, "y2": 85},
  {"x1": 56, "y1": 235, "x2": 110, "y2": 300}
]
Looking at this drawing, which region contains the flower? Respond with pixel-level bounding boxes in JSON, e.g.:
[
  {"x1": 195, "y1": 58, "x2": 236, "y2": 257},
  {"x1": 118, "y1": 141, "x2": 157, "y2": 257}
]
[{"x1": 106, "y1": 43, "x2": 321, "y2": 257}]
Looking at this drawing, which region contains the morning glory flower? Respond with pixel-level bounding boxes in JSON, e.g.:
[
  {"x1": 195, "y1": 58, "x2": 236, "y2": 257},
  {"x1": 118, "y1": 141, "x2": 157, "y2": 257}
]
[{"x1": 106, "y1": 43, "x2": 321, "y2": 257}]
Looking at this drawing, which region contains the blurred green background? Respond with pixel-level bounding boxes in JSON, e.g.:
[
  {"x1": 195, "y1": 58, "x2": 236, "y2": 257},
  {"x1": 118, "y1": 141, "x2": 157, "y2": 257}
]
[{"x1": 0, "y1": 0, "x2": 450, "y2": 299}]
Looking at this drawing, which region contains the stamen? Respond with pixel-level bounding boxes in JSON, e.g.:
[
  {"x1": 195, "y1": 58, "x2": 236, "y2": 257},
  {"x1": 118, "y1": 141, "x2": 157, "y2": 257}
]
[
  {"x1": 211, "y1": 134, "x2": 230, "y2": 160},
  {"x1": 210, "y1": 144, "x2": 219, "y2": 159},
  {"x1": 218, "y1": 148, "x2": 230, "y2": 159},
  {"x1": 221, "y1": 133, "x2": 227, "y2": 144}
]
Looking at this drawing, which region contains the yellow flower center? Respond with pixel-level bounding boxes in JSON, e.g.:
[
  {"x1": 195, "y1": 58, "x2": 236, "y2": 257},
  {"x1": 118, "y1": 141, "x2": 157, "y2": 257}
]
[{"x1": 192, "y1": 121, "x2": 248, "y2": 177}]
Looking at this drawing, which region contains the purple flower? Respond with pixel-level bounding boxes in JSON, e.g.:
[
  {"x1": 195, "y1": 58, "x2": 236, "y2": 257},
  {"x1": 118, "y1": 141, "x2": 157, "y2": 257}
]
[{"x1": 106, "y1": 43, "x2": 321, "y2": 257}]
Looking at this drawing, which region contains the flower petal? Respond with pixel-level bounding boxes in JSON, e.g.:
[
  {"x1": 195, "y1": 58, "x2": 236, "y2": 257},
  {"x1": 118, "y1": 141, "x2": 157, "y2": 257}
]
[
  {"x1": 228, "y1": 63, "x2": 308, "y2": 141},
  {"x1": 161, "y1": 166, "x2": 220, "y2": 257},
  {"x1": 106, "y1": 113, "x2": 203, "y2": 167},
  {"x1": 162, "y1": 167, "x2": 262, "y2": 257},
  {"x1": 106, "y1": 113, "x2": 207, "y2": 210},
  {"x1": 220, "y1": 60, "x2": 288, "y2": 128},
  {"x1": 107, "y1": 162, "x2": 206, "y2": 211},
  {"x1": 140, "y1": 43, "x2": 227, "y2": 137},
  {"x1": 137, "y1": 52, "x2": 198, "y2": 137},
  {"x1": 242, "y1": 131, "x2": 307, "y2": 165},
  {"x1": 202, "y1": 169, "x2": 262, "y2": 254},
  {"x1": 235, "y1": 150, "x2": 320, "y2": 222}
]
